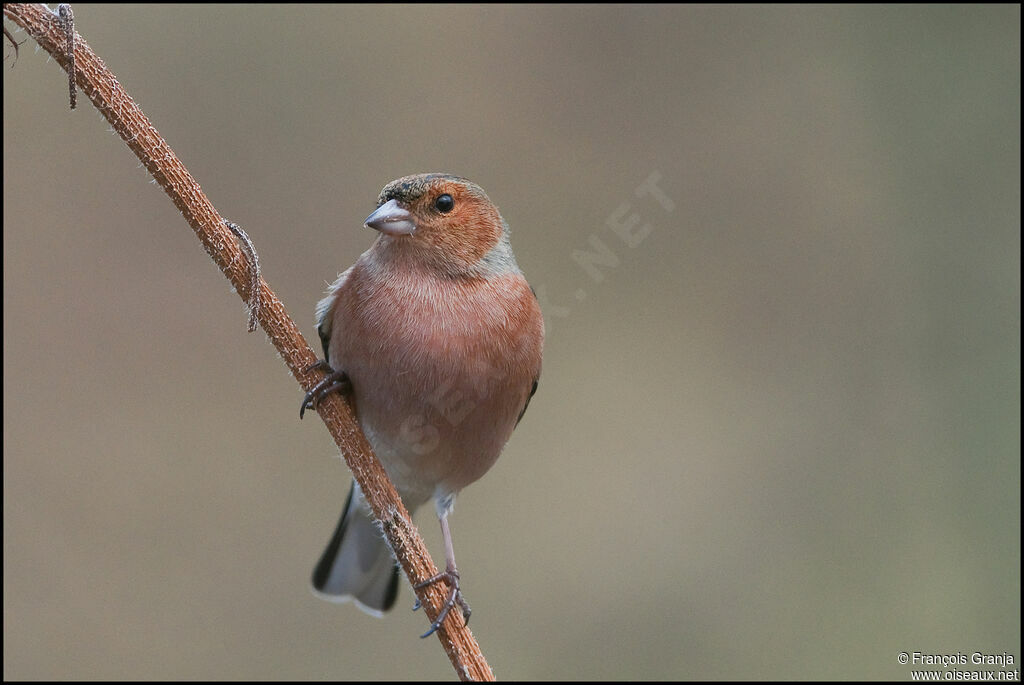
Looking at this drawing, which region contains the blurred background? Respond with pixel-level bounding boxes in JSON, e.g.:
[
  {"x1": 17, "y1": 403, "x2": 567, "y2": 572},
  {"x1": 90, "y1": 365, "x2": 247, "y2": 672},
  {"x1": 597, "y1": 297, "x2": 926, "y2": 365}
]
[{"x1": 3, "y1": 4, "x2": 1019, "y2": 680}]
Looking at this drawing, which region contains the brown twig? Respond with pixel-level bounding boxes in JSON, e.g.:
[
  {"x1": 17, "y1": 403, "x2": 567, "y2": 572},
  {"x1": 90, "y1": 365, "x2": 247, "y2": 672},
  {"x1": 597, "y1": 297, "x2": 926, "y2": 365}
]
[{"x1": 1, "y1": 4, "x2": 495, "y2": 681}]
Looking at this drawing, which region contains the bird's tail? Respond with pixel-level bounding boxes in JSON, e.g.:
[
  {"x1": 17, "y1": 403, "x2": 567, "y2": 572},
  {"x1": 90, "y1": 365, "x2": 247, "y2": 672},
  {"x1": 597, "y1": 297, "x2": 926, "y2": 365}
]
[{"x1": 311, "y1": 481, "x2": 400, "y2": 616}]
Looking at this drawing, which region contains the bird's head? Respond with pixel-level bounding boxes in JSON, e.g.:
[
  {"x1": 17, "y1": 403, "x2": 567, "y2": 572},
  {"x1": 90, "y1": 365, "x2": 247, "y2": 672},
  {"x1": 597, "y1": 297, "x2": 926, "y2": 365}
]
[{"x1": 364, "y1": 174, "x2": 518, "y2": 277}]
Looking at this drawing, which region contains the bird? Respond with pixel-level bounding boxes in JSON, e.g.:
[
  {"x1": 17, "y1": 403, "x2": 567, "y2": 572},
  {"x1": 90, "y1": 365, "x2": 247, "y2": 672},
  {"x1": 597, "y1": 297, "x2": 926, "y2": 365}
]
[{"x1": 302, "y1": 173, "x2": 544, "y2": 637}]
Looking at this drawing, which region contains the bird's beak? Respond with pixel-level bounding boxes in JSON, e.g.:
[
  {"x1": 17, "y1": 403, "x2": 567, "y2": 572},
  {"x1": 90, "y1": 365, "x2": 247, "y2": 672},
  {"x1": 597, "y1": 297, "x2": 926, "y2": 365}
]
[{"x1": 364, "y1": 199, "x2": 416, "y2": 236}]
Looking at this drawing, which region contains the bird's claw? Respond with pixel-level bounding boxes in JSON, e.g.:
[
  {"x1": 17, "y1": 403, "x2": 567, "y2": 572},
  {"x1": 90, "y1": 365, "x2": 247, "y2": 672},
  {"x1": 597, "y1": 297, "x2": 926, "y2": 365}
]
[
  {"x1": 413, "y1": 568, "x2": 471, "y2": 638},
  {"x1": 300, "y1": 361, "x2": 351, "y2": 418}
]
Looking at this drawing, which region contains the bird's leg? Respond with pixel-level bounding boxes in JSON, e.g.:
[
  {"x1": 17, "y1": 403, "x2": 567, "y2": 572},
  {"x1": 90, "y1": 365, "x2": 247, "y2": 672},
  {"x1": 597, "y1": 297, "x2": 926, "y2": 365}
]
[
  {"x1": 299, "y1": 361, "x2": 351, "y2": 418},
  {"x1": 412, "y1": 512, "x2": 472, "y2": 638}
]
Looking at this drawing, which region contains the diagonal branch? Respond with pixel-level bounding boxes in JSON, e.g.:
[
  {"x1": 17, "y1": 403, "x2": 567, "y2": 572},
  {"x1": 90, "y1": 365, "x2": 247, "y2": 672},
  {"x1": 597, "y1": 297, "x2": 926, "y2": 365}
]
[{"x1": 2, "y1": 4, "x2": 494, "y2": 681}]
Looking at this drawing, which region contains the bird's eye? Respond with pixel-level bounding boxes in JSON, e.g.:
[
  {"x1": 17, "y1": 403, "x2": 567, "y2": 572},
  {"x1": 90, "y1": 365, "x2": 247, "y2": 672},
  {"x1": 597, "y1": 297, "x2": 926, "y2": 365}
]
[{"x1": 434, "y1": 194, "x2": 455, "y2": 213}]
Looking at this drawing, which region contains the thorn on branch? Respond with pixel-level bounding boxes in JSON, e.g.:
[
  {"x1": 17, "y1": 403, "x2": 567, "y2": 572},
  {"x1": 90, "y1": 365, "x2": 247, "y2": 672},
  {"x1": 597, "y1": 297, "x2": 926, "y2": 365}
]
[
  {"x1": 3, "y1": 25, "x2": 23, "y2": 65},
  {"x1": 57, "y1": 4, "x2": 75, "y2": 109},
  {"x1": 224, "y1": 220, "x2": 262, "y2": 332}
]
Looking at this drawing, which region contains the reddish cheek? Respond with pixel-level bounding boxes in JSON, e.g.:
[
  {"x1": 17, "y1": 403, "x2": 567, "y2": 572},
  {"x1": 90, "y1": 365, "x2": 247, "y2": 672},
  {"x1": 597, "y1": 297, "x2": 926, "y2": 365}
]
[{"x1": 438, "y1": 208, "x2": 499, "y2": 266}]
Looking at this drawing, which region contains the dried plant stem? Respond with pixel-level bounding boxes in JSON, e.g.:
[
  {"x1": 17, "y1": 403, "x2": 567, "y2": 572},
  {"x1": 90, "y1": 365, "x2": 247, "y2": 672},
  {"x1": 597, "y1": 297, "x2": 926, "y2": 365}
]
[{"x1": 2, "y1": 4, "x2": 494, "y2": 681}]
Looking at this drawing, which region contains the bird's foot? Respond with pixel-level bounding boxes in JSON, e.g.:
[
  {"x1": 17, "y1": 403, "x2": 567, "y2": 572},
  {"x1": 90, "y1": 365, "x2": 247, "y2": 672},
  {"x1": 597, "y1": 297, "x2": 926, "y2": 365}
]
[
  {"x1": 299, "y1": 361, "x2": 351, "y2": 418},
  {"x1": 412, "y1": 567, "x2": 471, "y2": 638}
]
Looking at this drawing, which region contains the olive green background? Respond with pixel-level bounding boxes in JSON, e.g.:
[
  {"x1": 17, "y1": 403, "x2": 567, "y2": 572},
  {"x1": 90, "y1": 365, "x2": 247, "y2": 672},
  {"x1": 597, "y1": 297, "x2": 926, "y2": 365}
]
[{"x1": 4, "y1": 4, "x2": 1019, "y2": 680}]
